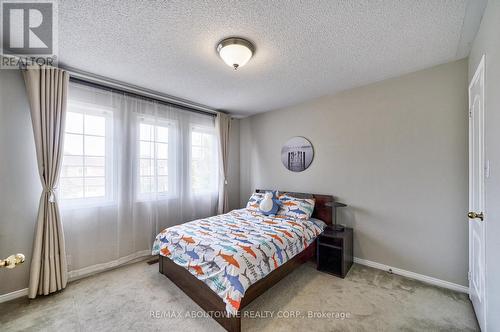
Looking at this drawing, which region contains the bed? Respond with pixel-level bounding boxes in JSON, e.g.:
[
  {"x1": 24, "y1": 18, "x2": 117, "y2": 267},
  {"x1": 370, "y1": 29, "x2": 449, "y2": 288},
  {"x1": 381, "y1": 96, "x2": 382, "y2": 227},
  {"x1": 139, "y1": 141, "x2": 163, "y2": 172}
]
[{"x1": 153, "y1": 190, "x2": 333, "y2": 332}]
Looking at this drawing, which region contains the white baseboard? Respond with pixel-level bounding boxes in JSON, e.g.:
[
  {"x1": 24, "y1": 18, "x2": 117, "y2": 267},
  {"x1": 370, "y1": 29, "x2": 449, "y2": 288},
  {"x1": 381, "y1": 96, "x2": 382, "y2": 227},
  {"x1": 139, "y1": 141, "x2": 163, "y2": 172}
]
[
  {"x1": 0, "y1": 288, "x2": 28, "y2": 304},
  {"x1": 68, "y1": 250, "x2": 152, "y2": 281},
  {"x1": 2, "y1": 252, "x2": 468, "y2": 303},
  {"x1": 354, "y1": 257, "x2": 469, "y2": 294},
  {"x1": 0, "y1": 250, "x2": 152, "y2": 304}
]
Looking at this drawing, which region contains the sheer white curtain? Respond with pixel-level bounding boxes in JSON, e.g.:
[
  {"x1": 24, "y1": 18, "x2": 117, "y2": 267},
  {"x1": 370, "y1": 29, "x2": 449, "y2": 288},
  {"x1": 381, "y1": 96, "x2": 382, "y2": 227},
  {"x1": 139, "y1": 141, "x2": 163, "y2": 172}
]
[{"x1": 59, "y1": 82, "x2": 218, "y2": 273}]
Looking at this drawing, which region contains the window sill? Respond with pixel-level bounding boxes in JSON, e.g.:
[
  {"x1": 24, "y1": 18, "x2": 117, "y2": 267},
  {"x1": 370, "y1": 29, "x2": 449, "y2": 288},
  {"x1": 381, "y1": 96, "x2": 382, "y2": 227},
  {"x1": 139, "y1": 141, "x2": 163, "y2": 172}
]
[
  {"x1": 60, "y1": 199, "x2": 116, "y2": 210},
  {"x1": 135, "y1": 194, "x2": 179, "y2": 203},
  {"x1": 191, "y1": 191, "x2": 218, "y2": 198}
]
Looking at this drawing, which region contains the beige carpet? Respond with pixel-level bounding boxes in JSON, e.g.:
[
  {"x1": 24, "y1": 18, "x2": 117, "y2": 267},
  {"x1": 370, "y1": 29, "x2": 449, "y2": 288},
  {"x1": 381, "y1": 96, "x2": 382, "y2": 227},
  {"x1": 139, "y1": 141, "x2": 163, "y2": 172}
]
[{"x1": 0, "y1": 261, "x2": 478, "y2": 331}]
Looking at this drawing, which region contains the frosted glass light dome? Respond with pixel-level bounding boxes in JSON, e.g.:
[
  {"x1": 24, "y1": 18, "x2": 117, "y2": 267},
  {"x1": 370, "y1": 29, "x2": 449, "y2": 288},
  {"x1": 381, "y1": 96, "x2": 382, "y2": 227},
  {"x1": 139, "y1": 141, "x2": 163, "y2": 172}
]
[{"x1": 217, "y1": 37, "x2": 255, "y2": 70}]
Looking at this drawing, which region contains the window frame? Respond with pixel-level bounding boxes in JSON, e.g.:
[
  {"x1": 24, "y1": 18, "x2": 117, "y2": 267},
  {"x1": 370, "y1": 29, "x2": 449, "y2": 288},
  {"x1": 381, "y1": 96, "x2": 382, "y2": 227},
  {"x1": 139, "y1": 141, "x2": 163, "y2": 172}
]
[
  {"x1": 58, "y1": 101, "x2": 114, "y2": 208},
  {"x1": 136, "y1": 116, "x2": 177, "y2": 201}
]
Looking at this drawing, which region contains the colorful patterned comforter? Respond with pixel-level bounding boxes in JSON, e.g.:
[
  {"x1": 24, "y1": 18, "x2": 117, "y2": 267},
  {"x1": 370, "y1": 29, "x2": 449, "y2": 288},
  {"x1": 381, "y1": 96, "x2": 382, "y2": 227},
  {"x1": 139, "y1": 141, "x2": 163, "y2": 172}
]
[{"x1": 152, "y1": 208, "x2": 325, "y2": 315}]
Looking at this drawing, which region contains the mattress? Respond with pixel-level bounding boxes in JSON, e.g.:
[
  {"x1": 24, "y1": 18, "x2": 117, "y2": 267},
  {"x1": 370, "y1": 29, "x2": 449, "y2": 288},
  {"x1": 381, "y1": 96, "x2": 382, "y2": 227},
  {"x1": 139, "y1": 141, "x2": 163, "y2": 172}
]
[{"x1": 152, "y1": 208, "x2": 325, "y2": 315}]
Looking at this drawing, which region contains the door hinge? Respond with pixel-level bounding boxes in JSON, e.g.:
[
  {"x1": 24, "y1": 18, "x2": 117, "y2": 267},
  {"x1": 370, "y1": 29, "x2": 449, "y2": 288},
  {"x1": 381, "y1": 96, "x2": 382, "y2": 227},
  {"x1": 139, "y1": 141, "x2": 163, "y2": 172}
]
[{"x1": 469, "y1": 110, "x2": 472, "y2": 118}]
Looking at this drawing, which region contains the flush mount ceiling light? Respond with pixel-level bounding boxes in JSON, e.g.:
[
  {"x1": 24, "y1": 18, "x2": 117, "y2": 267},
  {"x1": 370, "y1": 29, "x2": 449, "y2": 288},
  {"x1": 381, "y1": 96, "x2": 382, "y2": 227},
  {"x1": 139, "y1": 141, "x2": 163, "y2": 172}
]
[{"x1": 216, "y1": 37, "x2": 255, "y2": 70}]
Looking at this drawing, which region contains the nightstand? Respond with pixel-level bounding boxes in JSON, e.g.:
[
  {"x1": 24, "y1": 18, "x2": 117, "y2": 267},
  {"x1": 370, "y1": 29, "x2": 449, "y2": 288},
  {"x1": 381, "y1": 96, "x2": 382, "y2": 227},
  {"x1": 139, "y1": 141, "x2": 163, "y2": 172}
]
[{"x1": 317, "y1": 226, "x2": 353, "y2": 278}]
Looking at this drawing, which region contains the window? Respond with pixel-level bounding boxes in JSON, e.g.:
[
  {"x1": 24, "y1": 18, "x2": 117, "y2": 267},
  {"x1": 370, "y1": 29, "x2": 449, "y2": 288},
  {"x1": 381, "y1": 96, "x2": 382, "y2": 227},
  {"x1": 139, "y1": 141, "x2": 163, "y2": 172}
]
[
  {"x1": 191, "y1": 126, "x2": 218, "y2": 193},
  {"x1": 59, "y1": 103, "x2": 113, "y2": 203},
  {"x1": 138, "y1": 120, "x2": 171, "y2": 196}
]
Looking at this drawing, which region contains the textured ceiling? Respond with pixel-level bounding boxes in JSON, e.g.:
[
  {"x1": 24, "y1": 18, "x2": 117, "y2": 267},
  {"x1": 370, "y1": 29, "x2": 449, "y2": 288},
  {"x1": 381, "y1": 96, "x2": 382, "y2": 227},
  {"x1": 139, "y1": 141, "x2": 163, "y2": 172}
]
[{"x1": 58, "y1": 0, "x2": 485, "y2": 116}]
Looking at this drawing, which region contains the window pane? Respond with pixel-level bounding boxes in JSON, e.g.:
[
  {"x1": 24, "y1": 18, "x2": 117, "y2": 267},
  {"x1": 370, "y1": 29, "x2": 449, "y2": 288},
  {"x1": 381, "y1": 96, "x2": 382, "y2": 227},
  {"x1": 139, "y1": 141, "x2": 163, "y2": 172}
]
[
  {"x1": 157, "y1": 176, "x2": 168, "y2": 193},
  {"x1": 84, "y1": 114, "x2": 106, "y2": 136},
  {"x1": 140, "y1": 141, "x2": 153, "y2": 158},
  {"x1": 85, "y1": 156, "x2": 105, "y2": 167},
  {"x1": 192, "y1": 160, "x2": 208, "y2": 192},
  {"x1": 64, "y1": 134, "x2": 83, "y2": 155},
  {"x1": 85, "y1": 136, "x2": 105, "y2": 156},
  {"x1": 61, "y1": 166, "x2": 84, "y2": 177},
  {"x1": 85, "y1": 177, "x2": 105, "y2": 197},
  {"x1": 157, "y1": 159, "x2": 168, "y2": 176},
  {"x1": 192, "y1": 146, "x2": 202, "y2": 160},
  {"x1": 201, "y1": 133, "x2": 212, "y2": 146},
  {"x1": 140, "y1": 158, "x2": 154, "y2": 176},
  {"x1": 140, "y1": 123, "x2": 153, "y2": 141},
  {"x1": 192, "y1": 131, "x2": 202, "y2": 145},
  {"x1": 137, "y1": 121, "x2": 173, "y2": 197},
  {"x1": 156, "y1": 142, "x2": 168, "y2": 159},
  {"x1": 140, "y1": 177, "x2": 153, "y2": 193},
  {"x1": 66, "y1": 112, "x2": 83, "y2": 134},
  {"x1": 156, "y1": 126, "x2": 168, "y2": 143},
  {"x1": 85, "y1": 166, "x2": 105, "y2": 177},
  {"x1": 60, "y1": 178, "x2": 84, "y2": 199},
  {"x1": 63, "y1": 155, "x2": 84, "y2": 166},
  {"x1": 191, "y1": 130, "x2": 216, "y2": 193},
  {"x1": 61, "y1": 105, "x2": 111, "y2": 203}
]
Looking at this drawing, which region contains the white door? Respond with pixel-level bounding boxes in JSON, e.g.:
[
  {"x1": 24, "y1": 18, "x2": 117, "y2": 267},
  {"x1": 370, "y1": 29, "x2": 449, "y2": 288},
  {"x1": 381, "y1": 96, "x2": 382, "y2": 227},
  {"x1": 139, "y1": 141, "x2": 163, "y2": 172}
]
[{"x1": 468, "y1": 55, "x2": 486, "y2": 331}]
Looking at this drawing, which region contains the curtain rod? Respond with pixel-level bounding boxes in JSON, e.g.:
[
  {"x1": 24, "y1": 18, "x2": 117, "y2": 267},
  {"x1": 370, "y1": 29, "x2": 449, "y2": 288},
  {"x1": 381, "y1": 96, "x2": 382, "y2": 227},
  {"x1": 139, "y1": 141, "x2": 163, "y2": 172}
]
[{"x1": 60, "y1": 65, "x2": 219, "y2": 118}]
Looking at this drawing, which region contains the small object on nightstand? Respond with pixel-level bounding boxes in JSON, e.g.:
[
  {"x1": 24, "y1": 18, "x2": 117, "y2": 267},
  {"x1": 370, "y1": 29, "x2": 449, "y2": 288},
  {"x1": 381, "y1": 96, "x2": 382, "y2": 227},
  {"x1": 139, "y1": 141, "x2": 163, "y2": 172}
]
[
  {"x1": 325, "y1": 201, "x2": 347, "y2": 232},
  {"x1": 317, "y1": 226, "x2": 353, "y2": 278}
]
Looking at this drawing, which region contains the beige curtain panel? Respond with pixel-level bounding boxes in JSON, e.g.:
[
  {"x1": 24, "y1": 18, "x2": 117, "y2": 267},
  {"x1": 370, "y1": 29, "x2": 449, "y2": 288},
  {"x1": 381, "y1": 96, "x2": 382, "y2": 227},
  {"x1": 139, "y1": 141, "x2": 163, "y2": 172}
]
[
  {"x1": 216, "y1": 113, "x2": 231, "y2": 214},
  {"x1": 23, "y1": 65, "x2": 69, "y2": 298}
]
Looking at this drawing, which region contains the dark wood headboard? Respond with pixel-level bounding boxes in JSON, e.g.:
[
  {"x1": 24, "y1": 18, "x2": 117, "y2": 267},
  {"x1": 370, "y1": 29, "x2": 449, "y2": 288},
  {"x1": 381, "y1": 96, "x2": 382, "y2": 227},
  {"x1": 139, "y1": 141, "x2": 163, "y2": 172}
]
[{"x1": 255, "y1": 189, "x2": 334, "y2": 225}]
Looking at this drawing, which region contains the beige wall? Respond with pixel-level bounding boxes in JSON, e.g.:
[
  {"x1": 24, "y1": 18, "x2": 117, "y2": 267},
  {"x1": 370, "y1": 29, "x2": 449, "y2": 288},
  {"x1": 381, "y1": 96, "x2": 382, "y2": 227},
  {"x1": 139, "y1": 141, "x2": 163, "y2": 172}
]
[
  {"x1": 468, "y1": 1, "x2": 500, "y2": 329},
  {"x1": 0, "y1": 70, "x2": 41, "y2": 295},
  {"x1": 240, "y1": 59, "x2": 469, "y2": 285}
]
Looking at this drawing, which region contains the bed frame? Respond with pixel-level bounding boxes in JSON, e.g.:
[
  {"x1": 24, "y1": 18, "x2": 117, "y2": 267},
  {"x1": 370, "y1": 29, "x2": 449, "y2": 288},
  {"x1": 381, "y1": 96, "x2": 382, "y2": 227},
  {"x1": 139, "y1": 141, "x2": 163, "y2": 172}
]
[{"x1": 159, "y1": 190, "x2": 334, "y2": 332}]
